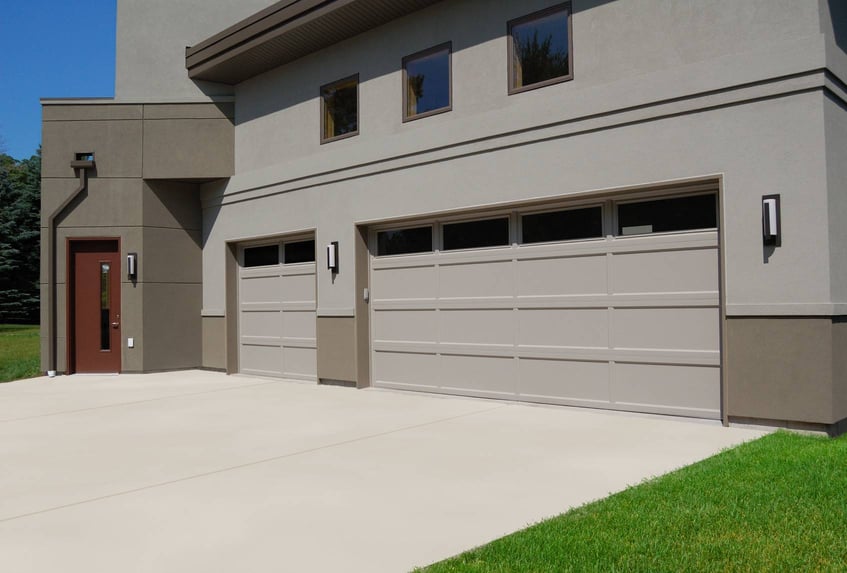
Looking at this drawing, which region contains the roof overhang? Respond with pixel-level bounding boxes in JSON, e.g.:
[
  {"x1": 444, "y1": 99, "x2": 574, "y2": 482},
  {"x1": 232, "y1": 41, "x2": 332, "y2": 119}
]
[{"x1": 186, "y1": 0, "x2": 444, "y2": 85}]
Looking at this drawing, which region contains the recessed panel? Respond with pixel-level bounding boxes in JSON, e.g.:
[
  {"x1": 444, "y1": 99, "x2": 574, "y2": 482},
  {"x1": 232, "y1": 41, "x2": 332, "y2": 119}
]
[
  {"x1": 440, "y1": 309, "x2": 513, "y2": 346},
  {"x1": 372, "y1": 265, "x2": 437, "y2": 301},
  {"x1": 373, "y1": 309, "x2": 437, "y2": 343},
  {"x1": 283, "y1": 347, "x2": 317, "y2": 379},
  {"x1": 440, "y1": 355, "x2": 516, "y2": 395},
  {"x1": 240, "y1": 344, "x2": 282, "y2": 376},
  {"x1": 240, "y1": 311, "x2": 281, "y2": 339},
  {"x1": 613, "y1": 307, "x2": 719, "y2": 351},
  {"x1": 612, "y1": 248, "x2": 717, "y2": 294},
  {"x1": 373, "y1": 351, "x2": 439, "y2": 388},
  {"x1": 516, "y1": 255, "x2": 607, "y2": 296},
  {"x1": 518, "y1": 359, "x2": 610, "y2": 403},
  {"x1": 281, "y1": 273, "x2": 316, "y2": 303},
  {"x1": 240, "y1": 275, "x2": 280, "y2": 304},
  {"x1": 611, "y1": 363, "x2": 720, "y2": 416},
  {"x1": 518, "y1": 308, "x2": 609, "y2": 348},
  {"x1": 439, "y1": 260, "x2": 513, "y2": 299},
  {"x1": 282, "y1": 310, "x2": 316, "y2": 340}
]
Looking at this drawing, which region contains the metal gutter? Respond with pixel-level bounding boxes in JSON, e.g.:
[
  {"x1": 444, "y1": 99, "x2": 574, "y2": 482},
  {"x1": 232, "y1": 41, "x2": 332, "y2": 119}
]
[
  {"x1": 47, "y1": 157, "x2": 95, "y2": 376},
  {"x1": 185, "y1": 0, "x2": 444, "y2": 85}
]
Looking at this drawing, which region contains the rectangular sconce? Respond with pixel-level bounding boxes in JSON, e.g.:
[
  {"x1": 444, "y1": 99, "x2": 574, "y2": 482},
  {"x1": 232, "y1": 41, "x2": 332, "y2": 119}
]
[
  {"x1": 127, "y1": 252, "x2": 138, "y2": 279},
  {"x1": 762, "y1": 195, "x2": 781, "y2": 246},
  {"x1": 327, "y1": 242, "x2": 339, "y2": 273}
]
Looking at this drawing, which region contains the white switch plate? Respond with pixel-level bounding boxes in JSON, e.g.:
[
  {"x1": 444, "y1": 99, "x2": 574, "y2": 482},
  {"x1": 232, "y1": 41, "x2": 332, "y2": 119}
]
[{"x1": 127, "y1": 337, "x2": 134, "y2": 348}]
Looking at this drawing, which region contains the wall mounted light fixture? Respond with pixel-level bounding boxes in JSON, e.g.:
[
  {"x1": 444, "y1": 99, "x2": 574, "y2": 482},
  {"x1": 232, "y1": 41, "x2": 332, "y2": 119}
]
[
  {"x1": 327, "y1": 241, "x2": 339, "y2": 273},
  {"x1": 127, "y1": 252, "x2": 138, "y2": 279},
  {"x1": 762, "y1": 195, "x2": 781, "y2": 246}
]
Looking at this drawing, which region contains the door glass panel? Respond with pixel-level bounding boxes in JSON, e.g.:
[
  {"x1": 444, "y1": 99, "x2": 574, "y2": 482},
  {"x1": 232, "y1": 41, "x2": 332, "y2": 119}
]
[
  {"x1": 100, "y1": 263, "x2": 111, "y2": 351},
  {"x1": 617, "y1": 194, "x2": 717, "y2": 236},
  {"x1": 522, "y1": 206, "x2": 603, "y2": 244},
  {"x1": 244, "y1": 245, "x2": 279, "y2": 267},
  {"x1": 377, "y1": 226, "x2": 433, "y2": 256},
  {"x1": 284, "y1": 240, "x2": 316, "y2": 264},
  {"x1": 442, "y1": 218, "x2": 510, "y2": 250}
]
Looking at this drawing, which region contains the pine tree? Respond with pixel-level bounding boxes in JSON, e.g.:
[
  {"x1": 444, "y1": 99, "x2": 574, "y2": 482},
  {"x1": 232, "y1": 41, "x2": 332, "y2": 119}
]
[{"x1": 0, "y1": 149, "x2": 41, "y2": 324}]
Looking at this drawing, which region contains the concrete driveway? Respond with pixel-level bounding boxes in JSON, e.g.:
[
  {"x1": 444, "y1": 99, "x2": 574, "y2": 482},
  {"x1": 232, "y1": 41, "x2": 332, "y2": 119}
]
[{"x1": 0, "y1": 371, "x2": 765, "y2": 572}]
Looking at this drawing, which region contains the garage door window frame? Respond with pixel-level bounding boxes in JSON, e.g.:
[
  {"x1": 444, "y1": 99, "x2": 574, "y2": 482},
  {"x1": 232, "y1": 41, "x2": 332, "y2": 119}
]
[{"x1": 613, "y1": 192, "x2": 719, "y2": 238}]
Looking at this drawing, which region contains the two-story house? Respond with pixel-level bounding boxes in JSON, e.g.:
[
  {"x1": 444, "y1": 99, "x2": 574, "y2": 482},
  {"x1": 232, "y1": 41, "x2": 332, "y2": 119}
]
[{"x1": 41, "y1": 0, "x2": 847, "y2": 434}]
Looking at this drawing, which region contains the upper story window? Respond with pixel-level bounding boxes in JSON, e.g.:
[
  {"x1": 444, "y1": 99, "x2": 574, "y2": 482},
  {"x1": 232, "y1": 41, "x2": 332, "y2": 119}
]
[
  {"x1": 321, "y1": 74, "x2": 359, "y2": 143},
  {"x1": 508, "y1": 3, "x2": 572, "y2": 95},
  {"x1": 403, "y1": 43, "x2": 452, "y2": 122}
]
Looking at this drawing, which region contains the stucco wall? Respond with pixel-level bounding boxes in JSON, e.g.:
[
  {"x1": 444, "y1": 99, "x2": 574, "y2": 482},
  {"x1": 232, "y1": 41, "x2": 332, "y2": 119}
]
[
  {"x1": 41, "y1": 102, "x2": 226, "y2": 373},
  {"x1": 115, "y1": 0, "x2": 275, "y2": 100},
  {"x1": 200, "y1": 0, "x2": 839, "y2": 319},
  {"x1": 204, "y1": 90, "x2": 832, "y2": 319}
]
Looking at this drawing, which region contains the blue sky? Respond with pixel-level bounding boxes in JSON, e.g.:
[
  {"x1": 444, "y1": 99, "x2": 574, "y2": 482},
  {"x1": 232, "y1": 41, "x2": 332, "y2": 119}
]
[{"x1": 0, "y1": 1, "x2": 116, "y2": 160}]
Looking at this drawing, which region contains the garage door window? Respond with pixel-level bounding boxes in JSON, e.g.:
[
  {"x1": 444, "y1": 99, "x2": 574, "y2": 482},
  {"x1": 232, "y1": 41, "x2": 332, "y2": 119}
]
[
  {"x1": 377, "y1": 226, "x2": 433, "y2": 256},
  {"x1": 522, "y1": 206, "x2": 603, "y2": 244},
  {"x1": 243, "y1": 245, "x2": 279, "y2": 267},
  {"x1": 618, "y1": 194, "x2": 717, "y2": 236},
  {"x1": 443, "y1": 217, "x2": 510, "y2": 250},
  {"x1": 284, "y1": 240, "x2": 316, "y2": 264}
]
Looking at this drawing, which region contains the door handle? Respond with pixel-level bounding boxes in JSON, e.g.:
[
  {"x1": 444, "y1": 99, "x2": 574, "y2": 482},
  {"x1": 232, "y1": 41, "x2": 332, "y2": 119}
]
[{"x1": 111, "y1": 322, "x2": 120, "y2": 329}]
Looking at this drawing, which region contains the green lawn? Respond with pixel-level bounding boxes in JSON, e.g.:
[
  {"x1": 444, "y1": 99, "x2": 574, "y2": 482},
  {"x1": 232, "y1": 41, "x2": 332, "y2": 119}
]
[
  {"x1": 0, "y1": 324, "x2": 41, "y2": 383},
  {"x1": 418, "y1": 431, "x2": 847, "y2": 573}
]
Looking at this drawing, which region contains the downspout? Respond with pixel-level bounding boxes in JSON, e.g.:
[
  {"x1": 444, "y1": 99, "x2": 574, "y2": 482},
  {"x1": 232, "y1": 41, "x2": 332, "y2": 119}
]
[{"x1": 47, "y1": 155, "x2": 95, "y2": 377}]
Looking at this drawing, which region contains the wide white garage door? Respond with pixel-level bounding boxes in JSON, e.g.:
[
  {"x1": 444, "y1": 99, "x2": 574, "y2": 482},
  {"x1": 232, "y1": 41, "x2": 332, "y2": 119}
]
[
  {"x1": 238, "y1": 238, "x2": 317, "y2": 381},
  {"x1": 370, "y1": 193, "x2": 721, "y2": 419}
]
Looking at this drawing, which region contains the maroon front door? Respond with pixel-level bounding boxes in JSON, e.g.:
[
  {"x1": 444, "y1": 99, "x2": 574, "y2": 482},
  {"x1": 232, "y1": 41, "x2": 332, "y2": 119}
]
[{"x1": 70, "y1": 241, "x2": 121, "y2": 373}]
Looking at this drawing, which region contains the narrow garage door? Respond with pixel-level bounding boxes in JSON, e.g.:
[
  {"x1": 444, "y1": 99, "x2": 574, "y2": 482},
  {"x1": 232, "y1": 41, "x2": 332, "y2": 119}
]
[
  {"x1": 238, "y1": 238, "x2": 317, "y2": 381},
  {"x1": 370, "y1": 192, "x2": 721, "y2": 419}
]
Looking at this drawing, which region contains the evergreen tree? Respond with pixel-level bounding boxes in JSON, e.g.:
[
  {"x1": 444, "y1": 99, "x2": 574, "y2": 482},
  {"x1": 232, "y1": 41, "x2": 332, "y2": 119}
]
[{"x1": 0, "y1": 148, "x2": 41, "y2": 323}]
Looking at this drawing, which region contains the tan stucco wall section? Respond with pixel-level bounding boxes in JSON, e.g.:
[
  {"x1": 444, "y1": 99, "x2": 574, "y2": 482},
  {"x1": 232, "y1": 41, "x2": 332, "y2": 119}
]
[
  {"x1": 41, "y1": 102, "x2": 224, "y2": 373},
  {"x1": 316, "y1": 317, "x2": 357, "y2": 384},
  {"x1": 142, "y1": 103, "x2": 235, "y2": 179},
  {"x1": 202, "y1": 316, "x2": 227, "y2": 370},
  {"x1": 833, "y1": 318, "x2": 847, "y2": 422},
  {"x1": 726, "y1": 317, "x2": 842, "y2": 424}
]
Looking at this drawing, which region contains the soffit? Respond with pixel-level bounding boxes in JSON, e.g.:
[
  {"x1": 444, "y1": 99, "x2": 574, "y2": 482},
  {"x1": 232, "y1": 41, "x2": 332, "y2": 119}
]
[{"x1": 186, "y1": 0, "x2": 445, "y2": 85}]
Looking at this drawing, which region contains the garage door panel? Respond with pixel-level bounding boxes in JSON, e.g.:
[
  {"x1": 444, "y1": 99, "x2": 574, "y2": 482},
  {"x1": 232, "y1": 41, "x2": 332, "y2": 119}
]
[
  {"x1": 373, "y1": 309, "x2": 437, "y2": 343},
  {"x1": 372, "y1": 265, "x2": 437, "y2": 301},
  {"x1": 240, "y1": 311, "x2": 281, "y2": 339},
  {"x1": 282, "y1": 347, "x2": 317, "y2": 381},
  {"x1": 518, "y1": 358, "x2": 610, "y2": 404},
  {"x1": 373, "y1": 351, "x2": 439, "y2": 389},
  {"x1": 439, "y1": 260, "x2": 513, "y2": 298},
  {"x1": 370, "y1": 197, "x2": 721, "y2": 419},
  {"x1": 611, "y1": 363, "x2": 720, "y2": 416},
  {"x1": 240, "y1": 275, "x2": 280, "y2": 303},
  {"x1": 282, "y1": 310, "x2": 316, "y2": 340},
  {"x1": 281, "y1": 273, "x2": 317, "y2": 303},
  {"x1": 516, "y1": 255, "x2": 607, "y2": 297},
  {"x1": 440, "y1": 355, "x2": 516, "y2": 396},
  {"x1": 518, "y1": 308, "x2": 608, "y2": 348},
  {"x1": 240, "y1": 344, "x2": 282, "y2": 376},
  {"x1": 613, "y1": 307, "x2": 719, "y2": 351},
  {"x1": 440, "y1": 309, "x2": 513, "y2": 346},
  {"x1": 612, "y1": 247, "x2": 717, "y2": 294},
  {"x1": 239, "y1": 242, "x2": 316, "y2": 381}
]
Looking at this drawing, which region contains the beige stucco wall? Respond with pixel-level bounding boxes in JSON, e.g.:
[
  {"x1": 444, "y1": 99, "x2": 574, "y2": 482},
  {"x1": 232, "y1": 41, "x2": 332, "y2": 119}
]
[
  {"x1": 199, "y1": 0, "x2": 843, "y2": 323},
  {"x1": 115, "y1": 0, "x2": 275, "y2": 100}
]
